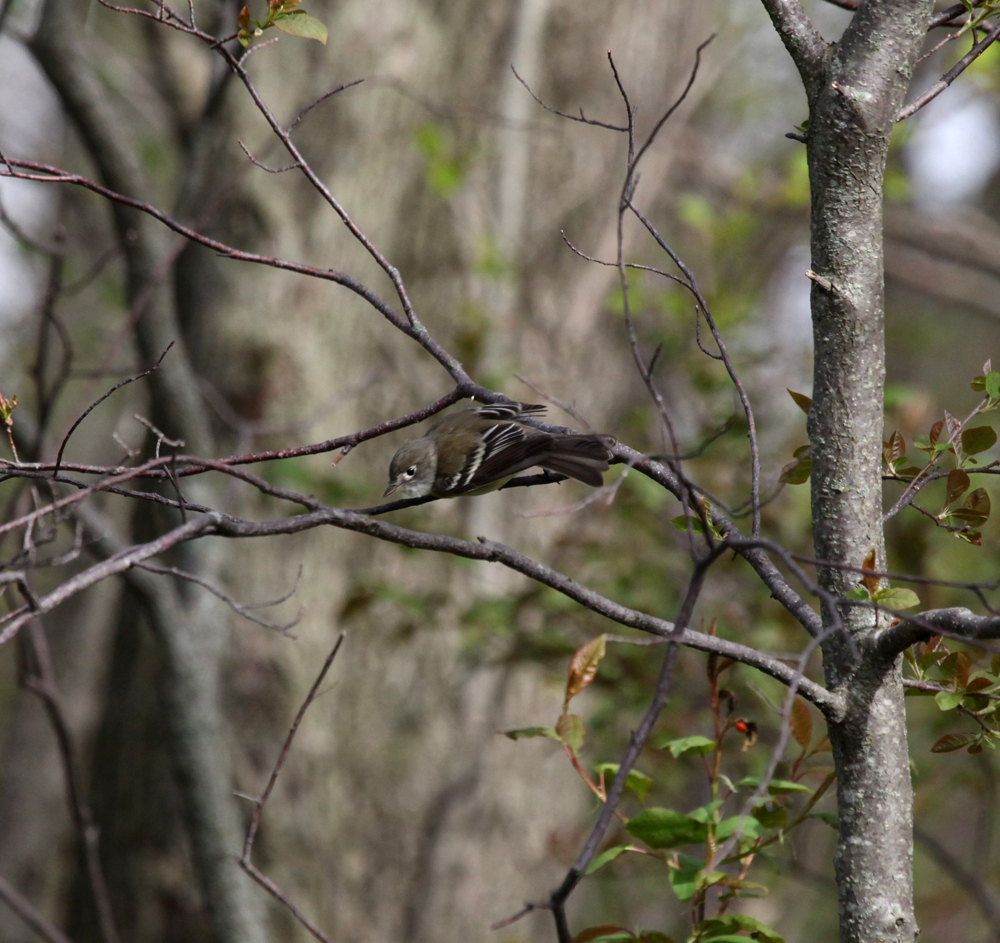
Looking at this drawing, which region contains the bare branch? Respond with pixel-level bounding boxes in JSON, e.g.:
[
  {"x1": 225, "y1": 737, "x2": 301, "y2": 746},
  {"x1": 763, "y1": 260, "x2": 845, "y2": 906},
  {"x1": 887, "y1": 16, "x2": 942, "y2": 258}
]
[
  {"x1": 898, "y1": 18, "x2": 1000, "y2": 121},
  {"x1": 0, "y1": 873, "x2": 76, "y2": 943},
  {"x1": 135, "y1": 562, "x2": 302, "y2": 635},
  {"x1": 239, "y1": 636, "x2": 346, "y2": 943},
  {"x1": 511, "y1": 65, "x2": 627, "y2": 132},
  {"x1": 53, "y1": 342, "x2": 174, "y2": 473},
  {"x1": 0, "y1": 514, "x2": 218, "y2": 644}
]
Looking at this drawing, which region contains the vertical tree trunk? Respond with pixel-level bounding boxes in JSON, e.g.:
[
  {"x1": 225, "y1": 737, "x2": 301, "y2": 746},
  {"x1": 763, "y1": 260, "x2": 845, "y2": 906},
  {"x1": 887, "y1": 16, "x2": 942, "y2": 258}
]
[{"x1": 770, "y1": 3, "x2": 935, "y2": 941}]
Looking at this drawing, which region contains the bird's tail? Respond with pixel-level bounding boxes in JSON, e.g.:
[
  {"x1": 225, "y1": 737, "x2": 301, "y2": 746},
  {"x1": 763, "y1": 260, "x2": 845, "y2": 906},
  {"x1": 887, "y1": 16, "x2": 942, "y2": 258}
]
[{"x1": 539, "y1": 435, "x2": 617, "y2": 487}]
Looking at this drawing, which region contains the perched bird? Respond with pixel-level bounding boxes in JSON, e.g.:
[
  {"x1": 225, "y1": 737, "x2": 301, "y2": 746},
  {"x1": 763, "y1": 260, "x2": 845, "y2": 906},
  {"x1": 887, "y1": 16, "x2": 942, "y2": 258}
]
[{"x1": 383, "y1": 402, "x2": 617, "y2": 499}]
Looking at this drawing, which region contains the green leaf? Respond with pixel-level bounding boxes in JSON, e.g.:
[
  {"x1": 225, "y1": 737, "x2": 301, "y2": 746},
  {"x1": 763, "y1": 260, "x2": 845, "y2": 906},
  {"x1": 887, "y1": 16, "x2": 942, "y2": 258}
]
[
  {"x1": 987, "y1": 371, "x2": 1000, "y2": 399},
  {"x1": 934, "y1": 691, "x2": 963, "y2": 711},
  {"x1": 768, "y1": 779, "x2": 813, "y2": 795},
  {"x1": 670, "y1": 514, "x2": 705, "y2": 534},
  {"x1": 697, "y1": 914, "x2": 784, "y2": 943},
  {"x1": 737, "y1": 776, "x2": 811, "y2": 796},
  {"x1": 753, "y1": 804, "x2": 788, "y2": 829},
  {"x1": 585, "y1": 844, "x2": 639, "y2": 875},
  {"x1": 667, "y1": 863, "x2": 700, "y2": 901},
  {"x1": 653, "y1": 734, "x2": 716, "y2": 758},
  {"x1": 626, "y1": 808, "x2": 708, "y2": 849},
  {"x1": 573, "y1": 931, "x2": 633, "y2": 943},
  {"x1": 716, "y1": 815, "x2": 768, "y2": 841},
  {"x1": 844, "y1": 587, "x2": 871, "y2": 601},
  {"x1": 687, "y1": 799, "x2": 725, "y2": 823},
  {"x1": 918, "y1": 648, "x2": 949, "y2": 671},
  {"x1": 779, "y1": 447, "x2": 811, "y2": 485},
  {"x1": 873, "y1": 587, "x2": 920, "y2": 610},
  {"x1": 931, "y1": 732, "x2": 978, "y2": 753},
  {"x1": 787, "y1": 389, "x2": 812, "y2": 414},
  {"x1": 961, "y1": 425, "x2": 997, "y2": 456},
  {"x1": 273, "y1": 10, "x2": 328, "y2": 42},
  {"x1": 808, "y1": 811, "x2": 839, "y2": 829},
  {"x1": 594, "y1": 764, "x2": 654, "y2": 803},
  {"x1": 557, "y1": 712, "x2": 585, "y2": 753},
  {"x1": 502, "y1": 726, "x2": 560, "y2": 741}
]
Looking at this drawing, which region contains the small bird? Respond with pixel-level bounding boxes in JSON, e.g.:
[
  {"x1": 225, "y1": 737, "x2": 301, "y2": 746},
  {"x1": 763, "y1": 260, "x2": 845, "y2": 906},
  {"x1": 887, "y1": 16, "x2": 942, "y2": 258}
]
[{"x1": 383, "y1": 402, "x2": 617, "y2": 499}]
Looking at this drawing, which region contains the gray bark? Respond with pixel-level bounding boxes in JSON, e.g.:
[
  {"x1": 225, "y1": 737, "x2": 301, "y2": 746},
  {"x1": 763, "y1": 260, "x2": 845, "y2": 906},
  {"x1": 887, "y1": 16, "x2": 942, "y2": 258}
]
[{"x1": 762, "y1": 2, "x2": 935, "y2": 941}]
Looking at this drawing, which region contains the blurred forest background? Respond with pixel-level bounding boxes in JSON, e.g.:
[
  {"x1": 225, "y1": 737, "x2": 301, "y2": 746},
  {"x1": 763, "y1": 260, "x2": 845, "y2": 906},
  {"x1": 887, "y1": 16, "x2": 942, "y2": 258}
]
[{"x1": 1, "y1": 0, "x2": 999, "y2": 941}]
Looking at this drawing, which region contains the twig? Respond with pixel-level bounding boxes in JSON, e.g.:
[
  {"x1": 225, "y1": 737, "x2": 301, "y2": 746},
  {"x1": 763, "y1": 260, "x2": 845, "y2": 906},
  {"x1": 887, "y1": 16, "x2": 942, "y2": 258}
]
[
  {"x1": 136, "y1": 562, "x2": 302, "y2": 635},
  {"x1": 239, "y1": 635, "x2": 346, "y2": 943},
  {"x1": 20, "y1": 621, "x2": 121, "y2": 943},
  {"x1": 0, "y1": 873, "x2": 76, "y2": 943},
  {"x1": 53, "y1": 342, "x2": 174, "y2": 474},
  {"x1": 512, "y1": 65, "x2": 627, "y2": 132},
  {"x1": 899, "y1": 17, "x2": 1000, "y2": 121}
]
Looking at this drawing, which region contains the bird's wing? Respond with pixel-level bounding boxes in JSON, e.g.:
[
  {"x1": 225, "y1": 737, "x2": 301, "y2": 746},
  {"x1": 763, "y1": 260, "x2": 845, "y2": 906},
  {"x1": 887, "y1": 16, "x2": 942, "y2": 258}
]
[
  {"x1": 468, "y1": 402, "x2": 545, "y2": 422},
  {"x1": 444, "y1": 422, "x2": 546, "y2": 493}
]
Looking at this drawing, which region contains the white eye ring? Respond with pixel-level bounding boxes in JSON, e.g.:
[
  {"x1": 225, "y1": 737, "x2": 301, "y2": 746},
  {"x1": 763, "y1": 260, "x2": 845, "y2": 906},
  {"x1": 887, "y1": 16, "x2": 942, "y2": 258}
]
[{"x1": 405, "y1": 466, "x2": 417, "y2": 477}]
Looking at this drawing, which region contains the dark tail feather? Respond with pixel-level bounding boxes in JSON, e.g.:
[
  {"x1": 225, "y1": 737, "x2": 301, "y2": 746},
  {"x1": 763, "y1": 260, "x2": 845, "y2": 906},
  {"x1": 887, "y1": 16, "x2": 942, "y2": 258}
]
[{"x1": 539, "y1": 435, "x2": 616, "y2": 487}]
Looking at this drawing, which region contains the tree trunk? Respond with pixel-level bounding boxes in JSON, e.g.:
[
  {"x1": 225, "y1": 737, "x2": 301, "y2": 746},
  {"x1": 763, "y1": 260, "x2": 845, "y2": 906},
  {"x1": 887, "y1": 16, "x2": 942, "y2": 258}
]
[{"x1": 771, "y1": 3, "x2": 936, "y2": 941}]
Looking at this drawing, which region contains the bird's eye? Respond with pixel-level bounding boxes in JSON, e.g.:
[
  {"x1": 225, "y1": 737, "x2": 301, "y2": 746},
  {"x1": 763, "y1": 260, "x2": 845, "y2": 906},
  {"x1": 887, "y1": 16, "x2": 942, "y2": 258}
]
[{"x1": 405, "y1": 465, "x2": 417, "y2": 477}]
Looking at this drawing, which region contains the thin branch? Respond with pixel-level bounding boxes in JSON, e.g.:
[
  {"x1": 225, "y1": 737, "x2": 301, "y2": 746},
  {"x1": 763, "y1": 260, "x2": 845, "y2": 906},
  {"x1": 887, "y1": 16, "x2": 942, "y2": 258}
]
[
  {"x1": 287, "y1": 78, "x2": 365, "y2": 132},
  {"x1": 898, "y1": 17, "x2": 1000, "y2": 121},
  {"x1": 548, "y1": 550, "x2": 722, "y2": 939},
  {"x1": 135, "y1": 562, "x2": 302, "y2": 635},
  {"x1": 626, "y1": 200, "x2": 762, "y2": 538},
  {"x1": 632, "y1": 34, "x2": 715, "y2": 168},
  {"x1": 511, "y1": 65, "x2": 627, "y2": 132},
  {"x1": 53, "y1": 342, "x2": 174, "y2": 473},
  {"x1": 239, "y1": 635, "x2": 346, "y2": 943},
  {"x1": 0, "y1": 514, "x2": 218, "y2": 644},
  {"x1": 0, "y1": 873, "x2": 76, "y2": 943},
  {"x1": 236, "y1": 139, "x2": 300, "y2": 174},
  {"x1": 20, "y1": 622, "x2": 120, "y2": 943}
]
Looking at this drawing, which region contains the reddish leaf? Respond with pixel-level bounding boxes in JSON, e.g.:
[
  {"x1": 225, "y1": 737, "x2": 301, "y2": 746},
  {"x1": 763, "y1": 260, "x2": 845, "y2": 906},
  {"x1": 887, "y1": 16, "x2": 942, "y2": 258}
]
[
  {"x1": 929, "y1": 418, "x2": 945, "y2": 448},
  {"x1": 565, "y1": 635, "x2": 607, "y2": 706},
  {"x1": 945, "y1": 468, "x2": 971, "y2": 506},
  {"x1": 238, "y1": 5, "x2": 251, "y2": 28},
  {"x1": 955, "y1": 652, "x2": 971, "y2": 690},
  {"x1": 952, "y1": 488, "x2": 991, "y2": 527},
  {"x1": 790, "y1": 697, "x2": 812, "y2": 749},
  {"x1": 930, "y1": 733, "x2": 977, "y2": 753},
  {"x1": 888, "y1": 430, "x2": 904, "y2": 464},
  {"x1": 967, "y1": 677, "x2": 993, "y2": 692},
  {"x1": 860, "y1": 549, "x2": 880, "y2": 597}
]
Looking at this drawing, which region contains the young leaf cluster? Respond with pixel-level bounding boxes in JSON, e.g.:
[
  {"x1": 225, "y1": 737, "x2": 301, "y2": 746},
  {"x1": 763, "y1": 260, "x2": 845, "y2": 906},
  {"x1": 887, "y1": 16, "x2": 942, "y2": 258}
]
[
  {"x1": 507, "y1": 635, "x2": 838, "y2": 943},
  {"x1": 905, "y1": 636, "x2": 1000, "y2": 754},
  {"x1": 237, "y1": 0, "x2": 328, "y2": 47}
]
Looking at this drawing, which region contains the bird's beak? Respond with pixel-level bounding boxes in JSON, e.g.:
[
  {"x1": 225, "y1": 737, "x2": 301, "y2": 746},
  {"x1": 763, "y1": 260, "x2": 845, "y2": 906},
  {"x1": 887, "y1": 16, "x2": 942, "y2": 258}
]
[{"x1": 383, "y1": 481, "x2": 401, "y2": 497}]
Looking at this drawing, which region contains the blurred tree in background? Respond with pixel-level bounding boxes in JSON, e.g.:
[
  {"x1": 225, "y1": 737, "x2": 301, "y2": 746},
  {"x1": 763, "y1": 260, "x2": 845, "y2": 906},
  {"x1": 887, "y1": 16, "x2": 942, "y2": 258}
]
[{"x1": 1, "y1": 2, "x2": 1000, "y2": 943}]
